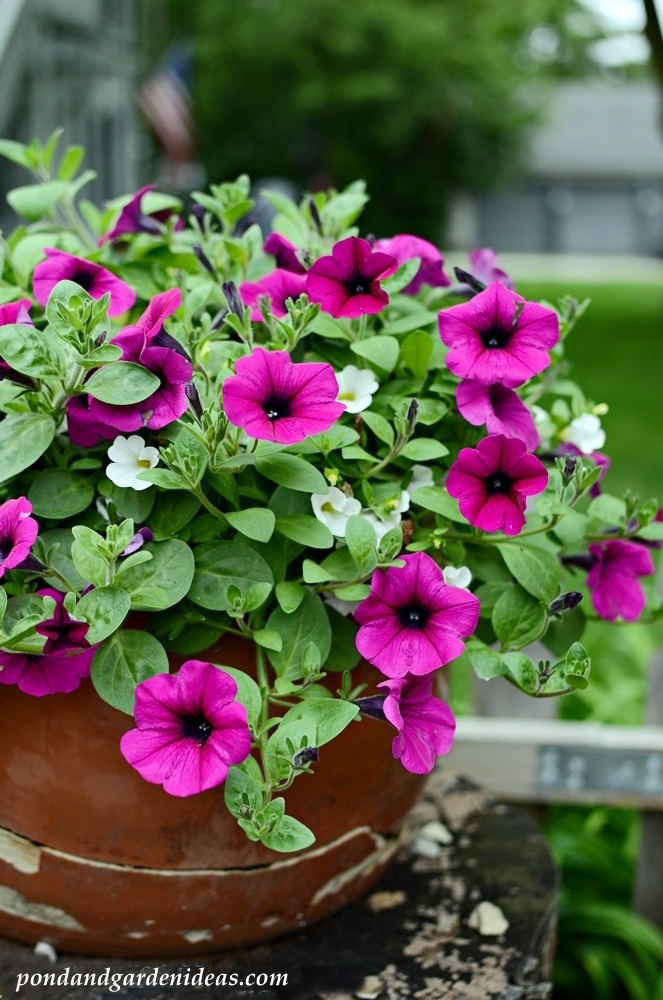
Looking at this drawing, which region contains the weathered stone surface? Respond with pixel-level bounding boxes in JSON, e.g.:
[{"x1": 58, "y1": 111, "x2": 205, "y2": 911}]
[{"x1": 0, "y1": 773, "x2": 557, "y2": 999}]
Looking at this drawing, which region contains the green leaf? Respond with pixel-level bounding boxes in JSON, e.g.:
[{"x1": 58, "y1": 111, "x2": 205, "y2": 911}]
[
  {"x1": 85, "y1": 362, "x2": 161, "y2": 404},
  {"x1": 502, "y1": 651, "x2": 539, "y2": 694},
  {"x1": 411, "y1": 486, "x2": 467, "y2": 523},
  {"x1": 0, "y1": 323, "x2": 70, "y2": 378},
  {"x1": 381, "y1": 310, "x2": 438, "y2": 335},
  {"x1": 189, "y1": 541, "x2": 274, "y2": 611},
  {"x1": 253, "y1": 628, "x2": 283, "y2": 651},
  {"x1": 466, "y1": 642, "x2": 509, "y2": 680},
  {"x1": 351, "y1": 335, "x2": 400, "y2": 372},
  {"x1": 492, "y1": 585, "x2": 547, "y2": 650},
  {"x1": 0, "y1": 414, "x2": 56, "y2": 484},
  {"x1": 224, "y1": 758, "x2": 264, "y2": 816},
  {"x1": 400, "y1": 329, "x2": 434, "y2": 379},
  {"x1": 275, "y1": 580, "x2": 306, "y2": 613},
  {"x1": 361, "y1": 410, "x2": 394, "y2": 447},
  {"x1": 279, "y1": 698, "x2": 359, "y2": 746},
  {"x1": 149, "y1": 491, "x2": 201, "y2": 539},
  {"x1": 115, "y1": 539, "x2": 195, "y2": 611},
  {"x1": 266, "y1": 588, "x2": 331, "y2": 680},
  {"x1": 7, "y1": 181, "x2": 69, "y2": 221},
  {"x1": 323, "y1": 606, "x2": 361, "y2": 672},
  {"x1": 73, "y1": 586, "x2": 131, "y2": 645},
  {"x1": 0, "y1": 139, "x2": 31, "y2": 168},
  {"x1": 225, "y1": 507, "x2": 275, "y2": 543},
  {"x1": 275, "y1": 514, "x2": 334, "y2": 549},
  {"x1": 588, "y1": 493, "x2": 627, "y2": 526},
  {"x1": 344, "y1": 514, "x2": 378, "y2": 576},
  {"x1": 302, "y1": 559, "x2": 334, "y2": 584},
  {"x1": 261, "y1": 813, "x2": 316, "y2": 853},
  {"x1": 400, "y1": 438, "x2": 449, "y2": 461},
  {"x1": 103, "y1": 482, "x2": 154, "y2": 523},
  {"x1": 496, "y1": 542, "x2": 561, "y2": 603},
  {"x1": 91, "y1": 630, "x2": 169, "y2": 714},
  {"x1": 29, "y1": 470, "x2": 94, "y2": 519},
  {"x1": 255, "y1": 453, "x2": 327, "y2": 493},
  {"x1": 381, "y1": 257, "x2": 421, "y2": 294}
]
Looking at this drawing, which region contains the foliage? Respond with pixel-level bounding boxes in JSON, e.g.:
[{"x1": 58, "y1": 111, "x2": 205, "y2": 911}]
[{"x1": 0, "y1": 131, "x2": 660, "y2": 853}]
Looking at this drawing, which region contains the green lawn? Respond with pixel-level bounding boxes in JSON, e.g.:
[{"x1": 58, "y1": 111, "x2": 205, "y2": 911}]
[{"x1": 518, "y1": 280, "x2": 663, "y2": 504}]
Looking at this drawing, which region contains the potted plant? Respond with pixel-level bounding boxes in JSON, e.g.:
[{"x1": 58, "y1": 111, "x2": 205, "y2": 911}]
[{"x1": 0, "y1": 132, "x2": 659, "y2": 955}]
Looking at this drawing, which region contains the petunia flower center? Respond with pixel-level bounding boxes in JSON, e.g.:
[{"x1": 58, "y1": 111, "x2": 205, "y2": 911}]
[
  {"x1": 397, "y1": 601, "x2": 430, "y2": 630},
  {"x1": 182, "y1": 713, "x2": 213, "y2": 744},
  {"x1": 480, "y1": 325, "x2": 512, "y2": 350},
  {"x1": 262, "y1": 394, "x2": 291, "y2": 421},
  {"x1": 345, "y1": 274, "x2": 371, "y2": 296},
  {"x1": 72, "y1": 269, "x2": 95, "y2": 292},
  {"x1": 484, "y1": 470, "x2": 514, "y2": 494}
]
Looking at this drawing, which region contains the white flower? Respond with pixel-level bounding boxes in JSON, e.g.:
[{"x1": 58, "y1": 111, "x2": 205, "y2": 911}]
[
  {"x1": 443, "y1": 565, "x2": 472, "y2": 589},
  {"x1": 311, "y1": 487, "x2": 361, "y2": 537},
  {"x1": 531, "y1": 405, "x2": 555, "y2": 449},
  {"x1": 335, "y1": 365, "x2": 379, "y2": 413},
  {"x1": 565, "y1": 413, "x2": 606, "y2": 454},
  {"x1": 376, "y1": 490, "x2": 410, "y2": 523},
  {"x1": 106, "y1": 435, "x2": 159, "y2": 491},
  {"x1": 408, "y1": 464, "x2": 434, "y2": 494}
]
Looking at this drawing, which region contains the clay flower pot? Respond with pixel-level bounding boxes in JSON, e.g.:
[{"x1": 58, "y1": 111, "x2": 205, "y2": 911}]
[{"x1": 0, "y1": 635, "x2": 426, "y2": 956}]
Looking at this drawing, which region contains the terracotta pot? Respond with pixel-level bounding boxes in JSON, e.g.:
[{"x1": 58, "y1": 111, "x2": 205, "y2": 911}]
[{"x1": 0, "y1": 634, "x2": 426, "y2": 956}]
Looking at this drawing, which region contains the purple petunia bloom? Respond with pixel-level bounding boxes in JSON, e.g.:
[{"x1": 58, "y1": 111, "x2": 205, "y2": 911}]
[
  {"x1": 354, "y1": 552, "x2": 480, "y2": 678},
  {"x1": 372, "y1": 234, "x2": 450, "y2": 295},
  {"x1": 65, "y1": 393, "x2": 115, "y2": 447},
  {"x1": 456, "y1": 379, "x2": 539, "y2": 452},
  {"x1": 306, "y1": 236, "x2": 397, "y2": 319},
  {"x1": 379, "y1": 673, "x2": 456, "y2": 774},
  {"x1": 112, "y1": 288, "x2": 182, "y2": 351},
  {"x1": 100, "y1": 185, "x2": 182, "y2": 243},
  {"x1": 263, "y1": 233, "x2": 306, "y2": 274},
  {"x1": 120, "y1": 659, "x2": 252, "y2": 797},
  {"x1": 222, "y1": 347, "x2": 345, "y2": 444},
  {"x1": 446, "y1": 434, "x2": 548, "y2": 536},
  {"x1": 239, "y1": 269, "x2": 308, "y2": 321},
  {"x1": 0, "y1": 588, "x2": 96, "y2": 696},
  {"x1": 32, "y1": 249, "x2": 136, "y2": 317},
  {"x1": 438, "y1": 282, "x2": 559, "y2": 388},
  {"x1": 466, "y1": 248, "x2": 514, "y2": 290},
  {"x1": 586, "y1": 539, "x2": 654, "y2": 622},
  {"x1": 0, "y1": 498, "x2": 39, "y2": 578}
]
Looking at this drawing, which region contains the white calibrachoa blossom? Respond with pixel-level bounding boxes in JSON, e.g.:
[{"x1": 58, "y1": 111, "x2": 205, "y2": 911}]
[
  {"x1": 335, "y1": 364, "x2": 379, "y2": 413},
  {"x1": 106, "y1": 435, "x2": 159, "y2": 492},
  {"x1": 566, "y1": 413, "x2": 606, "y2": 454},
  {"x1": 443, "y1": 565, "x2": 472, "y2": 589},
  {"x1": 311, "y1": 487, "x2": 361, "y2": 537}
]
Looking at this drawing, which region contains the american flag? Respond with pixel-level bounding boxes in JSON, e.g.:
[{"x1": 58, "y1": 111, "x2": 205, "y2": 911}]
[{"x1": 137, "y1": 45, "x2": 195, "y2": 167}]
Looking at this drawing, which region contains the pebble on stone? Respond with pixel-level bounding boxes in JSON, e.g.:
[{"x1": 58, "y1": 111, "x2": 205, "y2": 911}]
[{"x1": 468, "y1": 901, "x2": 510, "y2": 936}]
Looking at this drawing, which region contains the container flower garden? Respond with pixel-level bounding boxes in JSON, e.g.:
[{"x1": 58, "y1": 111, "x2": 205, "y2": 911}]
[{"x1": 0, "y1": 133, "x2": 659, "y2": 956}]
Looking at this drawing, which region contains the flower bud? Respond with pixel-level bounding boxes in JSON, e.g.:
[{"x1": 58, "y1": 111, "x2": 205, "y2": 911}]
[
  {"x1": 453, "y1": 267, "x2": 487, "y2": 294},
  {"x1": 562, "y1": 454, "x2": 577, "y2": 482},
  {"x1": 308, "y1": 198, "x2": 323, "y2": 235},
  {"x1": 222, "y1": 281, "x2": 245, "y2": 319},
  {"x1": 193, "y1": 244, "x2": 216, "y2": 276},
  {"x1": 185, "y1": 381, "x2": 204, "y2": 420},
  {"x1": 549, "y1": 591, "x2": 583, "y2": 614},
  {"x1": 292, "y1": 746, "x2": 319, "y2": 769}
]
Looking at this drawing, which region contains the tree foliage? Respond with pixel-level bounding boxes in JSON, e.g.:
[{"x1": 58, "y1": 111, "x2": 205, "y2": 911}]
[{"x1": 167, "y1": 0, "x2": 605, "y2": 238}]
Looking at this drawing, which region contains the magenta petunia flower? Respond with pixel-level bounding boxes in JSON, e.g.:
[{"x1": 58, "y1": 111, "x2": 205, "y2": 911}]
[
  {"x1": 0, "y1": 588, "x2": 96, "y2": 697},
  {"x1": 100, "y1": 185, "x2": 182, "y2": 243},
  {"x1": 456, "y1": 379, "x2": 539, "y2": 452},
  {"x1": 354, "y1": 552, "x2": 480, "y2": 678},
  {"x1": 0, "y1": 298, "x2": 33, "y2": 327},
  {"x1": 65, "y1": 393, "x2": 115, "y2": 447},
  {"x1": 379, "y1": 673, "x2": 456, "y2": 774},
  {"x1": 113, "y1": 288, "x2": 182, "y2": 351},
  {"x1": 222, "y1": 347, "x2": 345, "y2": 444},
  {"x1": 263, "y1": 233, "x2": 306, "y2": 274},
  {"x1": 372, "y1": 234, "x2": 450, "y2": 295},
  {"x1": 438, "y1": 282, "x2": 559, "y2": 388},
  {"x1": 466, "y1": 248, "x2": 514, "y2": 290},
  {"x1": 120, "y1": 660, "x2": 252, "y2": 797},
  {"x1": 32, "y1": 249, "x2": 136, "y2": 317},
  {"x1": 446, "y1": 434, "x2": 548, "y2": 536},
  {"x1": 586, "y1": 539, "x2": 654, "y2": 622},
  {"x1": 306, "y1": 236, "x2": 397, "y2": 318},
  {"x1": 0, "y1": 498, "x2": 39, "y2": 578},
  {"x1": 239, "y1": 269, "x2": 308, "y2": 321}
]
